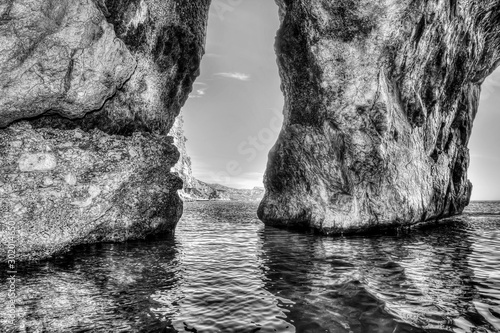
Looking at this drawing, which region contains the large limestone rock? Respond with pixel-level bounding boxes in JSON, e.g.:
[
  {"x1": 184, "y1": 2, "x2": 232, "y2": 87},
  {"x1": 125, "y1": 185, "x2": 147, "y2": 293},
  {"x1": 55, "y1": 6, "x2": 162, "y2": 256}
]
[
  {"x1": 0, "y1": 0, "x2": 136, "y2": 127},
  {"x1": 43, "y1": 0, "x2": 212, "y2": 135},
  {"x1": 0, "y1": 0, "x2": 210, "y2": 261},
  {"x1": 0, "y1": 122, "x2": 182, "y2": 261},
  {"x1": 259, "y1": 0, "x2": 500, "y2": 233}
]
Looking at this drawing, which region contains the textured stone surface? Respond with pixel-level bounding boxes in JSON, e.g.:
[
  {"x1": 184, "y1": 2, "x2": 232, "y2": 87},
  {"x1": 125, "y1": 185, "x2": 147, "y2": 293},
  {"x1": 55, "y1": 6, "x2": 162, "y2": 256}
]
[
  {"x1": 99, "y1": 0, "x2": 210, "y2": 134},
  {"x1": 259, "y1": 0, "x2": 500, "y2": 233},
  {"x1": 169, "y1": 111, "x2": 195, "y2": 191},
  {"x1": 0, "y1": 122, "x2": 182, "y2": 261},
  {"x1": 35, "y1": 0, "x2": 212, "y2": 135},
  {"x1": 4, "y1": 0, "x2": 500, "y2": 258},
  {"x1": 0, "y1": 0, "x2": 136, "y2": 127},
  {"x1": 0, "y1": 0, "x2": 210, "y2": 260},
  {"x1": 1, "y1": 0, "x2": 210, "y2": 135},
  {"x1": 18, "y1": 153, "x2": 57, "y2": 172}
]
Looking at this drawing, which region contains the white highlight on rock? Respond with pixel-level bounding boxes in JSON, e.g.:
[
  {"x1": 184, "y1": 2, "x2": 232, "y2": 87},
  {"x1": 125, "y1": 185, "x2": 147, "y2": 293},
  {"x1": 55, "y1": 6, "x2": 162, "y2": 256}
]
[
  {"x1": 18, "y1": 153, "x2": 57, "y2": 172},
  {"x1": 129, "y1": 0, "x2": 149, "y2": 28},
  {"x1": 88, "y1": 185, "x2": 101, "y2": 198},
  {"x1": 65, "y1": 173, "x2": 77, "y2": 186},
  {"x1": 43, "y1": 177, "x2": 54, "y2": 187},
  {"x1": 70, "y1": 198, "x2": 93, "y2": 208}
]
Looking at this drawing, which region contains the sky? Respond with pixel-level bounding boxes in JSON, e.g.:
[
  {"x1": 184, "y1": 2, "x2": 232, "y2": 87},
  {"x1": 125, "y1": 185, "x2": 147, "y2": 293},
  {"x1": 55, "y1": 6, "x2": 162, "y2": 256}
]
[
  {"x1": 182, "y1": 0, "x2": 283, "y2": 189},
  {"x1": 469, "y1": 68, "x2": 500, "y2": 200},
  {"x1": 182, "y1": 0, "x2": 500, "y2": 199}
]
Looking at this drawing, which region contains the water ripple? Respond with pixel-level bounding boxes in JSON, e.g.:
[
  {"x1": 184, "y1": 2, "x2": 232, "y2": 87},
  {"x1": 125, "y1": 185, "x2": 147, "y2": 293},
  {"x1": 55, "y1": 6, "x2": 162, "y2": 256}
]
[{"x1": 1, "y1": 201, "x2": 499, "y2": 332}]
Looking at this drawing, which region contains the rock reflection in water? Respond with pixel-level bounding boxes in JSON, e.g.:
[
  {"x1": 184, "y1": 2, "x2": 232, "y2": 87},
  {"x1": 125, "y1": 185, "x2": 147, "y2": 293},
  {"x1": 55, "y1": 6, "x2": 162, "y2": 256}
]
[
  {"x1": 0, "y1": 239, "x2": 183, "y2": 332},
  {"x1": 260, "y1": 217, "x2": 499, "y2": 333},
  {"x1": 0, "y1": 201, "x2": 499, "y2": 333}
]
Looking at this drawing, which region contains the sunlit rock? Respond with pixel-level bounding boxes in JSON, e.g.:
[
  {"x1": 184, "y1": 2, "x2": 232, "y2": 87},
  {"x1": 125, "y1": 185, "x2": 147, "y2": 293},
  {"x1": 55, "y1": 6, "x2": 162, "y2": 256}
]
[
  {"x1": 0, "y1": 122, "x2": 182, "y2": 261},
  {"x1": 0, "y1": 0, "x2": 210, "y2": 260},
  {"x1": 40, "y1": 0, "x2": 212, "y2": 135},
  {"x1": 18, "y1": 153, "x2": 57, "y2": 172},
  {"x1": 0, "y1": 0, "x2": 136, "y2": 127},
  {"x1": 259, "y1": 0, "x2": 500, "y2": 233}
]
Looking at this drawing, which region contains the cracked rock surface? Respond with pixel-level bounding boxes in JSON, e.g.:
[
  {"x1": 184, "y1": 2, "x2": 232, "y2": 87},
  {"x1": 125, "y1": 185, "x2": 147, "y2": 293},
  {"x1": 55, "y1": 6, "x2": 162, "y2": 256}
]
[
  {"x1": 259, "y1": 0, "x2": 500, "y2": 233},
  {"x1": 0, "y1": 122, "x2": 182, "y2": 262},
  {"x1": 0, "y1": 0, "x2": 210, "y2": 260}
]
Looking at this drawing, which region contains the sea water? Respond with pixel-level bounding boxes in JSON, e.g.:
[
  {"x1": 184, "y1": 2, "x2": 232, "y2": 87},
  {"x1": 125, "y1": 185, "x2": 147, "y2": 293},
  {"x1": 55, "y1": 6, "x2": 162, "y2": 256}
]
[{"x1": 1, "y1": 201, "x2": 499, "y2": 332}]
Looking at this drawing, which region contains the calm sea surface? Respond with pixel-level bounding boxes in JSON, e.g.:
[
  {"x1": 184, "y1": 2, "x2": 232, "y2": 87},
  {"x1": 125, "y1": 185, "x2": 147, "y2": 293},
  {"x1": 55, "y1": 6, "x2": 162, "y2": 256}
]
[{"x1": 1, "y1": 201, "x2": 499, "y2": 333}]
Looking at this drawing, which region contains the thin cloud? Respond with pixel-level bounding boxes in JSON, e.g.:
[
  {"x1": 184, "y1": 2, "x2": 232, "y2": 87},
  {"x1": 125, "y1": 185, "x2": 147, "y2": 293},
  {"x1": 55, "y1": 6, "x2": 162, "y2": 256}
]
[
  {"x1": 214, "y1": 72, "x2": 251, "y2": 81},
  {"x1": 189, "y1": 82, "x2": 208, "y2": 98}
]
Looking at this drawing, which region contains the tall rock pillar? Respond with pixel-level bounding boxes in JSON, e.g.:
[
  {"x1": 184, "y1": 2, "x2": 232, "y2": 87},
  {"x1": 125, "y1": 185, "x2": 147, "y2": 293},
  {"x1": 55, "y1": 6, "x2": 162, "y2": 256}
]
[{"x1": 259, "y1": 0, "x2": 500, "y2": 233}]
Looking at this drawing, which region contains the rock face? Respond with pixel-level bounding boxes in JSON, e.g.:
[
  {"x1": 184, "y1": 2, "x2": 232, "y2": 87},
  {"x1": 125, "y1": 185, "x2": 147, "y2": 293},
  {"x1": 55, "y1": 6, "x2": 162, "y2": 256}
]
[
  {"x1": 0, "y1": 0, "x2": 136, "y2": 127},
  {"x1": 203, "y1": 184, "x2": 265, "y2": 202},
  {"x1": 78, "y1": 0, "x2": 211, "y2": 135},
  {"x1": 258, "y1": 0, "x2": 500, "y2": 233},
  {"x1": 3, "y1": 0, "x2": 500, "y2": 259},
  {"x1": 168, "y1": 111, "x2": 263, "y2": 202},
  {"x1": 169, "y1": 111, "x2": 195, "y2": 191},
  {"x1": 0, "y1": 0, "x2": 210, "y2": 260},
  {"x1": 14, "y1": 0, "x2": 211, "y2": 135},
  {"x1": 0, "y1": 122, "x2": 181, "y2": 261}
]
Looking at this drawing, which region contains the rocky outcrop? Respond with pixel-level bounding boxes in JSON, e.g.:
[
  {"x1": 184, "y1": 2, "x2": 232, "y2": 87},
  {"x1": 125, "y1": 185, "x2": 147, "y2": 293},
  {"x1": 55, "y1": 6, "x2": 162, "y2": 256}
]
[
  {"x1": 74, "y1": 0, "x2": 211, "y2": 135},
  {"x1": 183, "y1": 180, "x2": 263, "y2": 202},
  {"x1": 205, "y1": 184, "x2": 265, "y2": 202},
  {"x1": 0, "y1": 122, "x2": 181, "y2": 261},
  {"x1": 167, "y1": 114, "x2": 264, "y2": 202},
  {"x1": 0, "y1": 0, "x2": 136, "y2": 127},
  {"x1": 259, "y1": 0, "x2": 500, "y2": 233},
  {"x1": 184, "y1": 179, "x2": 231, "y2": 201},
  {"x1": 10, "y1": 0, "x2": 212, "y2": 135},
  {"x1": 0, "y1": 0, "x2": 210, "y2": 260},
  {"x1": 169, "y1": 111, "x2": 195, "y2": 190},
  {"x1": 3, "y1": 0, "x2": 500, "y2": 258}
]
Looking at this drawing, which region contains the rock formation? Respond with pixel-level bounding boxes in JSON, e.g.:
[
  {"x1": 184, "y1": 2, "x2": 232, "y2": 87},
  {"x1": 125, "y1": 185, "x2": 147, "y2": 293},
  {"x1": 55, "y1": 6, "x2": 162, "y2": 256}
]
[
  {"x1": 259, "y1": 0, "x2": 500, "y2": 233},
  {"x1": 0, "y1": 122, "x2": 181, "y2": 261},
  {"x1": 182, "y1": 180, "x2": 265, "y2": 202},
  {"x1": 168, "y1": 111, "x2": 195, "y2": 192},
  {"x1": 168, "y1": 113, "x2": 264, "y2": 202},
  {"x1": 0, "y1": 0, "x2": 136, "y2": 127},
  {"x1": 0, "y1": 0, "x2": 210, "y2": 261},
  {"x1": 2, "y1": 0, "x2": 500, "y2": 260}
]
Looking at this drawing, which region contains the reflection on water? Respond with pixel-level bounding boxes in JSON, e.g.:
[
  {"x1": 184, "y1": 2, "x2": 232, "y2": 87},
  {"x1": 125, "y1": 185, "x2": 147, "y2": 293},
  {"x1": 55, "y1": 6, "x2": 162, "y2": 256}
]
[{"x1": 1, "y1": 201, "x2": 499, "y2": 332}]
